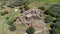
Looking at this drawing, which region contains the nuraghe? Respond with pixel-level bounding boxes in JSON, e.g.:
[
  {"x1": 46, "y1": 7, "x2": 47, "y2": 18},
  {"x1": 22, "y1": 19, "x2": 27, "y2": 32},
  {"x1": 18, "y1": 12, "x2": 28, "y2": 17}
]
[{"x1": 15, "y1": 7, "x2": 49, "y2": 34}]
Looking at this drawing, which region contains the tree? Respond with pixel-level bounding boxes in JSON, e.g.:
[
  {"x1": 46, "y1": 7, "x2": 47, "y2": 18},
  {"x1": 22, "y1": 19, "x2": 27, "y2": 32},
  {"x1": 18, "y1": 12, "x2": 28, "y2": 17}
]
[
  {"x1": 50, "y1": 21, "x2": 60, "y2": 34},
  {"x1": 56, "y1": 18, "x2": 60, "y2": 22},
  {"x1": 48, "y1": 4, "x2": 60, "y2": 34},
  {"x1": 26, "y1": 27, "x2": 35, "y2": 34},
  {"x1": 7, "y1": 0, "x2": 29, "y2": 8},
  {"x1": 51, "y1": 28, "x2": 60, "y2": 34},
  {"x1": 44, "y1": 15, "x2": 54, "y2": 23},
  {"x1": 49, "y1": 4, "x2": 60, "y2": 17},
  {"x1": 54, "y1": 22, "x2": 60, "y2": 29}
]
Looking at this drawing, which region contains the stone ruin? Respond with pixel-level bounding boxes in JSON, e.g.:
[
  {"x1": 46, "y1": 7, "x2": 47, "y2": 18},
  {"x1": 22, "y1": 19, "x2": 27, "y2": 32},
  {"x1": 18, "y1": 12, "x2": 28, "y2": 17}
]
[
  {"x1": 15, "y1": 7, "x2": 48, "y2": 34},
  {"x1": 16, "y1": 7, "x2": 44, "y2": 26}
]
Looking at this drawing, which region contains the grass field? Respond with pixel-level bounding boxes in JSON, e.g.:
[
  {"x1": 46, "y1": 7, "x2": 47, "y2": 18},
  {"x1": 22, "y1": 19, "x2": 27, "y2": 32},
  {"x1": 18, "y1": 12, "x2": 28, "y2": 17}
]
[
  {"x1": 0, "y1": 0, "x2": 60, "y2": 34},
  {"x1": 29, "y1": 0, "x2": 60, "y2": 3},
  {"x1": 0, "y1": 9, "x2": 20, "y2": 34},
  {"x1": 0, "y1": 16, "x2": 7, "y2": 34},
  {"x1": 28, "y1": 0, "x2": 60, "y2": 10}
]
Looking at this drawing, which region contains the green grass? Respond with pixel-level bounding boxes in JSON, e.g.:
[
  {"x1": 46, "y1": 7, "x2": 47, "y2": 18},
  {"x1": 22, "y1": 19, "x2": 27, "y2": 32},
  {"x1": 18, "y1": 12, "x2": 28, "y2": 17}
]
[
  {"x1": 29, "y1": 0, "x2": 60, "y2": 3},
  {"x1": 0, "y1": 9, "x2": 20, "y2": 34},
  {"x1": 0, "y1": 0, "x2": 60, "y2": 34},
  {"x1": 0, "y1": 16, "x2": 7, "y2": 34},
  {"x1": 28, "y1": 0, "x2": 60, "y2": 10}
]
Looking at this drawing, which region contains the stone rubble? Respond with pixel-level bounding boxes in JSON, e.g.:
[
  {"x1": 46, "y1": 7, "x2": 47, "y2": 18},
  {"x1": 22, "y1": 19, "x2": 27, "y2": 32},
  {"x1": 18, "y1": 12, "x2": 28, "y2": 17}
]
[{"x1": 15, "y1": 7, "x2": 47, "y2": 34}]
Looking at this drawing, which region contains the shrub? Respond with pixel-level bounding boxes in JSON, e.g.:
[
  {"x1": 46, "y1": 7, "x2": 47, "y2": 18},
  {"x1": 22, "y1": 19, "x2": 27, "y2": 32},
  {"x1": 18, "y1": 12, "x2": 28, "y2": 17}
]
[
  {"x1": 50, "y1": 24, "x2": 55, "y2": 29},
  {"x1": 20, "y1": 8, "x2": 24, "y2": 13},
  {"x1": 7, "y1": 17, "x2": 14, "y2": 25},
  {"x1": 6, "y1": 16, "x2": 9, "y2": 20},
  {"x1": 7, "y1": 20, "x2": 14, "y2": 25},
  {"x1": 50, "y1": 20, "x2": 60, "y2": 34},
  {"x1": 44, "y1": 10, "x2": 50, "y2": 15},
  {"x1": 54, "y1": 22, "x2": 60, "y2": 29},
  {"x1": 49, "y1": 4, "x2": 60, "y2": 17},
  {"x1": 9, "y1": 24, "x2": 16, "y2": 31},
  {"x1": 7, "y1": 4, "x2": 15, "y2": 8},
  {"x1": 56, "y1": 18, "x2": 60, "y2": 22},
  {"x1": 26, "y1": 26, "x2": 35, "y2": 34},
  {"x1": 7, "y1": 17, "x2": 16, "y2": 31},
  {"x1": 0, "y1": 10, "x2": 9, "y2": 16},
  {"x1": 7, "y1": 0, "x2": 28, "y2": 8},
  {"x1": 51, "y1": 28, "x2": 60, "y2": 34},
  {"x1": 24, "y1": 6, "x2": 29, "y2": 11},
  {"x1": 53, "y1": 18, "x2": 60, "y2": 23},
  {"x1": 44, "y1": 15, "x2": 54, "y2": 23},
  {"x1": 38, "y1": 7, "x2": 45, "y2": 10}
]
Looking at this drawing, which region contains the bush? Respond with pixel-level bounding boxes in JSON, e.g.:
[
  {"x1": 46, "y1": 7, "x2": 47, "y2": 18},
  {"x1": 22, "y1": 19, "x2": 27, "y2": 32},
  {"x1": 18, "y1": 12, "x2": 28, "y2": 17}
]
[
  {"x1": 44, "y1": 15, "x2": 54, "y2": 23},
  {"x1": 56, "y1": 18, "x2": 60, "y2": 22},
  {"x1": 53, "y1": 18, "x2": 60, "y2": 23},
  {"x1": 20, "y1": 7, "x2": 24, "y2": 13},
  {"x1": 44, "y1": 10, "x2": 50, "y2": 15},
  {"x1": 6, "y1": 16, "x2": 9, "y2": 20},
  {"x1": 54, "y1": 22, "x2": 60, "y2": 29},
  {"x1": 50, "y1": 24, "x2": 55, "y2": 29},
  {"x1": 24, "y1": 6, "x2": 29, "y2": 11},
  {"x1": 26, "y1": 27, "x2": 35, "y2": 34},
  {"x1": 0, "y1": 10, "x2": 9, "y2": 16},
  {"x1": 7, "y1": 17, "x2": 14, "y2": 25},
  {"x1": 7, "y1": 20, "x2": 14, "y2": 25},
  {"x1": 23, "y1": 2, "x2": 29, "y2": 11},
  {"x1": 49, "y1": 4, "x2": 60, "y2": 17},
  {"x1": 50, "y1": 20, "x2": 60, "y2": 34},
  {"x1": 38, "y1": 7, "x2": 45, "y2": 10},
  {"x1": 7, "y1": 0, "x2": 28, "y2": 8},
  {"x1": 7, "y1": 18, "x2": 16, "y2": 31},
  {"x1": 9, "y1": 24, "x2": 16, "y2": 31},
  {"x1": 7, "y1": 4, "x2": 15, "y2": 8},
  {"x1": 50, "y1": 21, "x2": 60, "y2": 34},
  {"x1": 51, "y1": 28, "x2": 60, "y2": 34},
  {"x1": 49, "y1": 4, "x2": 60, "y2": 34}
]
